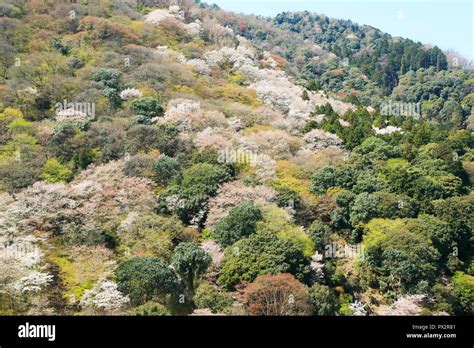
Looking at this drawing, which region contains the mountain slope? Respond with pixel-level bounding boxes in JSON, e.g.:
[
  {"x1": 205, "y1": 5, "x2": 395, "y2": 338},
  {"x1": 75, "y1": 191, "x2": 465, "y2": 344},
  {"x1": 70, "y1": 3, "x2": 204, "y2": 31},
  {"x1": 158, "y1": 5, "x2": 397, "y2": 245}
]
[{"x1": 0, "y1": 0, "x2": 472, "y2": 316}]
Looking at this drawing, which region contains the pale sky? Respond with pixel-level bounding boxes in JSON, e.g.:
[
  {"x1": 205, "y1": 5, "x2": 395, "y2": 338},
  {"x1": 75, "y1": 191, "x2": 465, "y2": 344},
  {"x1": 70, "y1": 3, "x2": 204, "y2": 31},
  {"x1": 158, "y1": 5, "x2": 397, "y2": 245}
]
[{"x1": 208, "y1": 0, "x2": 474, "y2": 61}]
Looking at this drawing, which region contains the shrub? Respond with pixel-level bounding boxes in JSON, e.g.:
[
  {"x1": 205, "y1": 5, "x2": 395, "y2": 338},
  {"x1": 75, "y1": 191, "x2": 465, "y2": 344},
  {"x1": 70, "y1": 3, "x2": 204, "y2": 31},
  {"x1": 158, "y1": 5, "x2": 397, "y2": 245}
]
[
  {"x1": 451, "y1": 272, "x2": 474, "y2": 314},
  {"x1": 212, "y1": 201, "x2": 263, "y2": 247},
  {"x1": 151, "y1": 155, "x2": 181, "y2": 184},
  {"x1": 193, "y1": 282, "x2": 233, "y2": 313},
  {"x1": 217, "y1": 233, "x2": 311, "y2": 289},
  {"x1": 307, "y1": 220, "x2": 331, "y2": 253},
  {"x1": 40, "y1": 158, "x2": 73, "y2": 183},
  {"x1": 170, "y1": 243, "x2": 211, "y2": 295},
  {"x1": 308, "y1": 284, "x2": 339, "y2": 315},
  {"x1": 244, "y1": 273, "x2": 313, "y2": 315},
  {"x1": 361, "y1": 220, "x2": 440, "y2": 296},
  {"x1": 131, "y1": 302, "x2": 170, "y2": 316},
  {"x1": 131, "y1": 97, "x2": 164, "y2": 119},
  {"x1": 116, "y1": 257, "x2": 180, "y2": 306},
  {"x1": 166, "y1": 163, "x2": 232, "y2": 222}
]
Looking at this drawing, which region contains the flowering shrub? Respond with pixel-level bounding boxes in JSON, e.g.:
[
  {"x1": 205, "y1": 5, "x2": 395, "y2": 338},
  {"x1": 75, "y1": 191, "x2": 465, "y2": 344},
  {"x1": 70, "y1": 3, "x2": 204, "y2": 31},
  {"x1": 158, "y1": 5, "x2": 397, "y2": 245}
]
[
  {"x1": 157, "y1": 99, "x2": 229, "y2": 132},
  {"x1": 187, "y1": 59, "x2": 210, "y2": 75},
  {"x1": 303, "y1": 129, "x2": 344, "y2": 151},
  {"x1": 372, "y1": 125, "x2": 402, "y2": 135},
  {"x1": 12, "y1": 271, "x2": 53, "y2": 293},
  {"x1": 55, "y1": 108, "x2": 88, "y2": 122},
  {"x1": 245, "y1": 130, "x2": 302, "y2": 160},
  {"x1": 206, "y1": 182, "x2": 275, "y2": 229},
  {"x1": 194, "y1": 127, "x2": 234, "y2": 151},
  {"x1": 120, "y1": 88, "x2": 142, "y2": 100},
  {"x1": 80, "y1": 280, "x2": 130, "y2": 313}
]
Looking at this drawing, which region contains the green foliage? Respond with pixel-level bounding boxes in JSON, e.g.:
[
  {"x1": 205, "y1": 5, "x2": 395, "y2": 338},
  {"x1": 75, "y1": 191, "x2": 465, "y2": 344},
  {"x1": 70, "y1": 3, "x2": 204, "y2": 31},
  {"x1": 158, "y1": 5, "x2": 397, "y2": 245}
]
[
  {"x1": 193, "y1": 282, "x2": 233, "y2": 313},
  {"x1": 40, "y1": 158, "x2": 73, "y2": 183},
  {"x1": 130, "y1": 97, "x2": 164, "y2": 119},
  {"x1": 308, "y1": 284, "x2": 339, "y2": 315},
  {"x1": 212, "y1": 201, "x2": 263, "y2": 247},
  {"x1": 72, "y1": 149, "x2": 99, "y2": 170},
  {"x1": 451, "y1": 272, "x2": 474, "y2": 314},
  {"x1": 353, "y1": 137, "x2": 398, "y2": 160},
  {"x1": 91, "y1": 68, "x2": 122, "y2": 89},
  {"x1": 90, "y1": 68, "x2": 122, "y2": 107},
  {"x1": 274, "y1": 186, "x2": 301, "y2": 209},
  {"x1": 61, "y1": 223, "x2": 115, "y2": 247},
  {"x1": 51, "y1": 37, "x2": 70, "y2": 56},
  {"x1": 361, "y1": 219, "x2": 440, "y2": 297},
  {"x1": 431, "y1": 194, "x2": 474, "y2": 264},
  {"x1": 170, "y1": 243, "x2": 211, "y2": 294},
  {"x1": 372, "y1": 191, "x2": 419, "y2": 219},
  {"x1": 125, "y1": 124, "x2": 180, "y2": 156},
  {"x1": 310, "y1": 166, "x2": 338, "y2": 195},
  {"x1": 164, "y1": 163, "x2": 232, "y2": 223},
  {"x1": 151, "y1": 155, "x2": 181, "y2": 184},
  {"x1": 116, "y1": 257, "x2": 180, "y2": 306},
  {"x1": 217, "y1": 232, "x2": 311, "y2": 289},
  {"x1": 404, "y1": 214, "x2": 460, "y2": 269},
  {"x1": 307, "y1": 220, "x2": 331, "y2": 253},
  {"x1": 118, "y1": 213, "x2": 197, "y2": 259},
  {"x1": 273, "y1": 12, "x2": 448, "y2": 97},
  {"x1": 1, "y1": 0, "x2": 473, "y2": 317},
  {"x1": 131, "y1": 301, "x2": 170, "y2": 316},
  {"x1": 349, "y1": 192, "x2": 380, "y2": 226},
  {"x1": 256, "y1": 205, "x2": 314, "y2": 256}
]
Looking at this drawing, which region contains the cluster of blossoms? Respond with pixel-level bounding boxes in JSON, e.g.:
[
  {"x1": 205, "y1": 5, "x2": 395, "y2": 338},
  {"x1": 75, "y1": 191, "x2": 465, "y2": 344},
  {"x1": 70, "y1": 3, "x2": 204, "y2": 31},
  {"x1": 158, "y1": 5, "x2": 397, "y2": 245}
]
[
  {"x1": 350, "y1": 300, "x2": 368, "y2": 316},
  {"x1": 203, "y1": 42, "x2": 318, "y2": 128},
  {"x1": 19, "y1": 86, "x2": 38, "y2": 95},
  {"x1": 372, "y1": 125, "x2": 402, "y2": 135},
  {"x1": 262, "y1": 52, "x2": 279, "y2": 69},
  {"x1": 205, "y1": 45, "x2": 255, "y2": 68},
  {"x1": 81, "y1": 280, "x2": 130, "y2": 312},
  {"x1": 194, "y1": 127, "x2": 234, "y2": 151},
  {"x1": 55, "y1": 108, "x2": 88, "y2": 122},
  {"x1": 240, "y1": 130, "x2": 301, "y2": 160},
  {"x1": 302, "y1": 129, "x2": 344, "y2": 151},
  {"x1": 12, "y1": 271, "x2": 53, "y2": 293},
  {"x1": 310, "y1": 253, "x2": 325, "y2": 281},
  {"x1": 249, "y1": 78, "x2": 312, "y2": 127},
  {"x1": 156, "y1": 99, "x2": 229, "y2": 133},
  {"x1": 0, "y1": 161, "x2": 156, "y2": 307},
  {"x1": 0, "y1": 199, "x2": 51, "y2": 301},
  {"x1": 145, "y1": 6, "x2": 201, "y2": 36},
  {"x1": 145, "y1": 7, "x2": 182, "y2": 23},
  {"x1": 187, "y1": 59, "x2": 211, "y2": 75},
  {"x1": 229, "y1": 117, "x2": 243, "y2": 131},
  {"x1": 338, "y1": 119, "x2": 350, "y2": 127},
  {"x1": 164, "y1": 195, "x2": 185, "y2": 214},
  {"x1": 119, "y1": 88, "x2": 142, "y2": 100},
  {"x1": 253, "y1": 153, "x2": 277, "y2": 183},
  {"x1": 155, "y1": 98, "x2": 201, "y2": 130},
  {"x1": 205, "y1": 181, "x2": 276, "y2": 229},
  {"x1": 377, "y1": 295, "x2": 425, "y2": 315},
  {"x1": 9, "y1": 160, "x2": 156, "y2": 237},
  {"x1": 183, "y1": 21, "x2": 202, "y2": 36},
  {"x1": 154, "y1": 46, "x2": 187, "y2": 64}
]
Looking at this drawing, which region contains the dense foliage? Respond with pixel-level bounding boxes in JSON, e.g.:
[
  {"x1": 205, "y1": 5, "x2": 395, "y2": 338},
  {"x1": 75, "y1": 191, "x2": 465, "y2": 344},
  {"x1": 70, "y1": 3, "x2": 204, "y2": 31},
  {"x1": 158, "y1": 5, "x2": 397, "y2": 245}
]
[{"x1": 0, "y1": 0, "x2": 471, "y2": 317}]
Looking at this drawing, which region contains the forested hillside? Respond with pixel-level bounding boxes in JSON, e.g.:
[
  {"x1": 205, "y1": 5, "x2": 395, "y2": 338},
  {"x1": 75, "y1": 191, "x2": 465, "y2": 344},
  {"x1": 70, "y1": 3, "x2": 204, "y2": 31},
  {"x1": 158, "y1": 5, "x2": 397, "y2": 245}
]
[{"x1": 0, "y1": 0, "x2": 472, "y2": 316}]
